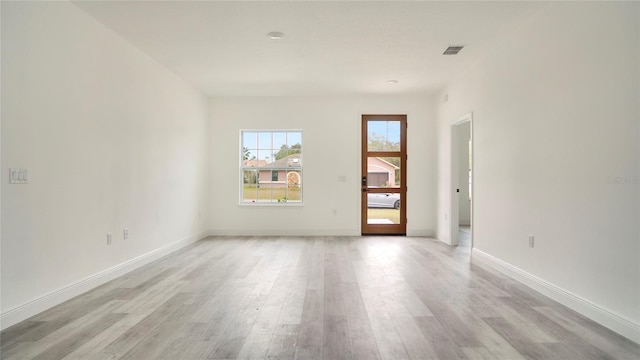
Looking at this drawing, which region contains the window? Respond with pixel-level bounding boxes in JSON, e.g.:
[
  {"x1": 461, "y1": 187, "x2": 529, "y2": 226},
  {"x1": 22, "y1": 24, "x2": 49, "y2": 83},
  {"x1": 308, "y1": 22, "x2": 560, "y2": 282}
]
[{"x1": 241, "y1": 130, "x2": 303, "y2": 204}]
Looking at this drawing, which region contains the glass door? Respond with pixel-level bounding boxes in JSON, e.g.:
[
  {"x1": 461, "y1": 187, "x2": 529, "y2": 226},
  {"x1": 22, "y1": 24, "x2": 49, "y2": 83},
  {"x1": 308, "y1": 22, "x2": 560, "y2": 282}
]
[{"x1": 361, "y1": 115, "x2": 407, "y2": 235}]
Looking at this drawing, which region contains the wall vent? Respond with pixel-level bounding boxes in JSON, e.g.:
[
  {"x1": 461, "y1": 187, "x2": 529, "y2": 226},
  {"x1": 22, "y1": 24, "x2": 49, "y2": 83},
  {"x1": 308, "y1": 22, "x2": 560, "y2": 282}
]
[{"x1": 443, "y1": 45, "x2": 464, "y2": 55}]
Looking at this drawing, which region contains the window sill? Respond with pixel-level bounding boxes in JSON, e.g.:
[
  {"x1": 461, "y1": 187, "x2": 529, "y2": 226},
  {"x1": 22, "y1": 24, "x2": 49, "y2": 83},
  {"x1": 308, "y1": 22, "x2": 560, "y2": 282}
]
[{"x1": 239, "y1": 201, "x2": 303, "y2": 207}]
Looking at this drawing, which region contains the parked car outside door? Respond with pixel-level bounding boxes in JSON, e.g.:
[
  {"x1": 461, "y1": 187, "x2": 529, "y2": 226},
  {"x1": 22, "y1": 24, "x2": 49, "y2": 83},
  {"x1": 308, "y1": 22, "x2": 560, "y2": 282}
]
[{"x1": 367, "y1": 193, "x2": 400, "y2": 209}]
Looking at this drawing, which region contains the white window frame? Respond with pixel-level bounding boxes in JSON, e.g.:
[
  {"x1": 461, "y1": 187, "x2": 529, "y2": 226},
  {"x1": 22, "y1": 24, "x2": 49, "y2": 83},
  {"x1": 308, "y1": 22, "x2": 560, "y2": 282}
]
[{"x1": 239, "y1": 130, "x2": 303, "y2": 206}]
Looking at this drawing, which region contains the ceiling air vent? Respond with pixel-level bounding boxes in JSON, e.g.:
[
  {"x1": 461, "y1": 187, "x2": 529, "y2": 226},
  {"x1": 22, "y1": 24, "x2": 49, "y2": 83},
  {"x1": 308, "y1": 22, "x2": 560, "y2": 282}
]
[{"x1": 443, "y1": 45, "x2": 464, "y2": 55}]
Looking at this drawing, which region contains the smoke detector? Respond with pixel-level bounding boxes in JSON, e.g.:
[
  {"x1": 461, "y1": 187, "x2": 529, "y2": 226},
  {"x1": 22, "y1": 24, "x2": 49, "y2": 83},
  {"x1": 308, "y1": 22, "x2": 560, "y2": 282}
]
[{"x1": 267, "y1": 31, "x2": 284, "y2": 40}]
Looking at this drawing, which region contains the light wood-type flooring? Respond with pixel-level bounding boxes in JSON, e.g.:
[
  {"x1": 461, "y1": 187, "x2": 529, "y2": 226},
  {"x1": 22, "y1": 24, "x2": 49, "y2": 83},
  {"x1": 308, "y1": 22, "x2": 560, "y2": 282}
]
[{"x1": 2, "y1": 236, "x2": 639, "y2": 359}]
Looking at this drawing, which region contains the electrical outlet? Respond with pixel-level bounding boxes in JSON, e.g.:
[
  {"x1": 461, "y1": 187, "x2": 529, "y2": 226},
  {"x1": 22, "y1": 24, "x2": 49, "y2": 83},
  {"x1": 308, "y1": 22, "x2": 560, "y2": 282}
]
[
  {"x1": 528, "y1": 235, "x2": 534, "y2": 248},
  {"x1": 107, "y1": 233, "x2": 112, "y2": 245},
  {"x1": 9, "y1": 168, "x2": 29, "y2": 184},
  {"x1": 123, "y1": 228, "x2": 129, "y2": 240}
]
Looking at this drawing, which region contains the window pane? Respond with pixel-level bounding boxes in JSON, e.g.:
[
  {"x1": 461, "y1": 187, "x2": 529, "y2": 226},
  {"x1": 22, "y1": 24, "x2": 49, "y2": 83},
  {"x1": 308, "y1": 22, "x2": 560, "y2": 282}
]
[
  {"x1": 258, "y1": 132, "x2": 272, "y2": 150},
  {"x1": 289, "y1": 145, "x2": 302, "y2": 158},
  {"x1": 368, "y1": 121, "x2": 400, "y2": 152},
  {"x1": 242, "y1": 132, "x2": 257, "y2": 149},
  {"x1": 286, "y1": 172, "x2": 302, "y2": 201},
  {"x1": 242, "y1": 170, "x2": 259, "y2": 202},
  {"x1": 286, "y1": 171, "x2": 301, "y2": 186},
  {"x1": 367, "y1": 207, "x2": 400, "y2": 224},
  {"x1": 257, "y1": 150, "x2": 274, "y2": 164},
  {"x1": 367, "y1": 156, "x2": 401, "y2": 188},
  {"x1": 287, "y1": 131, "x2": 302, "y2": 147},
  {"x1": 243, "y1": 149, "x2": 257, "y2": 164},
  {"x1": 274, "y1": 145, "x2": 289, "y2": 161},
  {"x1": 273, "y1": 132, "x2": 287, "y2": 150}
]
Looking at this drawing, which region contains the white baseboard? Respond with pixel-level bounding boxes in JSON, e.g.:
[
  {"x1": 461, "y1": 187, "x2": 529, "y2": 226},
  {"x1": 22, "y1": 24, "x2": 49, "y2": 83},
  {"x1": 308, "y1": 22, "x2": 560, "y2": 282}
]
[
  {"x1": 207, "y1": 229, "x2": 361, "y2": 237},
  {"x1": 206, "y1": 229, "x2": 434, "y2": 238},
  {"x1": 407, "y1": 229, "x2": 435, "y2": 237},
  {"x1": 0, "y1": 231, "x2": 207, "y2": 331},
  {"x1": 436, "y1": 234, "x2": 452, "y2": 246},
  {"x1": 472, "y1": 248, "x2": 640, "y2": 344}
]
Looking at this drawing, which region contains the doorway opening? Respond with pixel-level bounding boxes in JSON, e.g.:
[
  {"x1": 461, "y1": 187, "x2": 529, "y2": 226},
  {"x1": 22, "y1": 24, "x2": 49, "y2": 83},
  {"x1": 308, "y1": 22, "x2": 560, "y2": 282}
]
[
  {"x1": 451, "y1": 113, "x2": 473, "y2": 249},
  {"x1": 361, "y1": 115, "x2": 407, "y2": 235}
]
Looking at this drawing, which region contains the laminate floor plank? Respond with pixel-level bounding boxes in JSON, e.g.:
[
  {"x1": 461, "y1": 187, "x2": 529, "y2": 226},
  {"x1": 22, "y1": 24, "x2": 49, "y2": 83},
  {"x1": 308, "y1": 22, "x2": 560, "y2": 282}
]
[
  {"x1": 345, "y1": 314, "x2": 381, "y2": 360},
  {"x1": 391, "y1": 315, "x2": 439, "y2": 360},
  {"x1": 461, "y1": 347, "x2": 499, "y2": 360},
  {"x1": 444, "y1": 294, "x2": 527, "y2": 360},
  {"x1": 2, "y1": 236, "x2": 638, "y2": 360},
  {"x1": 60, "y1": 325, "x2": 132, "y2": 360},
  {"x1": 483, "y1": 317, "x2": 557, "y2": 360},
  {"x1": 30, "y1": 285, "x2": 128, "y2": 323},
  {"x1": 190, "y1": 280, "x2": 255, "y2": 327},
  {"x1": 359, "y1": 287, "x2": 411, "y2": 360},
  {"x1": 265, "y1": 324, "x2": 299, "y2": 359},
  {"x1": 534, "y1": 306, "x2": 640, "y2": 360},
  {"x1": 197, "y1": 281, "x2": 260, "y2": 343},
  {"x1": 499, "y1": 296, "x2": 613, "y2": 360},
  {"x1": 273, "y1": 241, "x2": 314, "y2": 328},
  {"x1": 414, "y1": 316, "x2": 468, "y2": 360},
  {"x1": 88, "y1": 352, "x2": 121, "y2": 360},
  {"x1": 322, "y1": 315, "x2": 351, "y2": 360},
  {"x1": 414, "y1": 290, "x2": 484, "y2": 348},
  {"x1": 294, "y1": 289, "x2": 324, "y2": 360},
  {"x1": 474, "y1": 292, "x2": 557, "y2": 344},
  {"x1": 2, "y1": 299, "x2": 127, "y2": 360},
  {"x1": 101, "y1": 292, "x2": 193, "y2": 357},
  {"x1": 206, "y1": 293, "x2": 265, "y2": 360},
  {"x1": 277, "y1": 273, "x2": 308, "y2": 326},
  {"x1": 31, "y1": 313, "x2": 126, "y2": 360},
  {"x1": 149, "y1": 322, "x2": 211, "y2": 360},
  {"x1": 235, "y1": 289, "x2": 291, "y2": 359},
  {"x1": 118, "y1": 304, "x2": 205, "y2": 360},
  {"x1": 342, "y1": 282, "x2": 381, "y2": 360},
  {"x1": 0, "y1": 321, "x2": 53, "y2": 354}
]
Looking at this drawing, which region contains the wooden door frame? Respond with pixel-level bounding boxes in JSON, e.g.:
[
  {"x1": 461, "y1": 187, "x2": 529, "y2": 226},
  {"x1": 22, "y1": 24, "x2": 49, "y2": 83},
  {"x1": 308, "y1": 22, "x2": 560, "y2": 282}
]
[{"x1": 361, "y1": 114, "x2": 407, "y2": 235}]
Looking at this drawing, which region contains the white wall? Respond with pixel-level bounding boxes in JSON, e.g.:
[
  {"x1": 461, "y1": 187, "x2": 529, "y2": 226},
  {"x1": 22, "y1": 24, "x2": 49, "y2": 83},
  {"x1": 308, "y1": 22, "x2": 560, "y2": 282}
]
[
  {"x1": 436, "y1": 2, "x2": 639, "y2": 340},
  {"x1": 209, "y1": 95, "x2": 436, "y2": 236},
  {"x1": 1, "y1": 2, "x2": 209, "y2": 325}
]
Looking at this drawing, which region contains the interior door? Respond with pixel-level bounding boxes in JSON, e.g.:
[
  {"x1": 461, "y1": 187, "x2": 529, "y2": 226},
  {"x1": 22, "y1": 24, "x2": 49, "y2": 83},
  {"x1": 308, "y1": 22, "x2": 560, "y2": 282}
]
[{"x1": 361, "y1": 115, "x2": 407, "y2": 235}]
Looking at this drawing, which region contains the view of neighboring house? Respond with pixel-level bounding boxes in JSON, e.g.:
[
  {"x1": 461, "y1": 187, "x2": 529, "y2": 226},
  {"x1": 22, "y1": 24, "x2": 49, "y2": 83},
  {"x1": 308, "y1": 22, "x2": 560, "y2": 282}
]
[
  {"x1": 242, "y1": 159, "x2": 267, "y2": 168},
  {"x1": 367, "y1": 157, "x2": 399, "y2": 187},
  {"x1": 252, "y1": 154, "x2": 302, "y2": 188},
  {"x1": 246, "y1": 154, "x2": 392, "y2": 189}
]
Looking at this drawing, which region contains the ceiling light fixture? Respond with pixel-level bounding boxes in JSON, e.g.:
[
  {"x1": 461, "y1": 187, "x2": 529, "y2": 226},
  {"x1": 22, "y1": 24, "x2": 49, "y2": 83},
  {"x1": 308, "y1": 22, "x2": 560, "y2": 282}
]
[
  {"x1": 267, "y1": 31, "x2": 284, "y2": 40},
  {"x1": 387, "y1": 80, "x2": 398, "y2": 85}
]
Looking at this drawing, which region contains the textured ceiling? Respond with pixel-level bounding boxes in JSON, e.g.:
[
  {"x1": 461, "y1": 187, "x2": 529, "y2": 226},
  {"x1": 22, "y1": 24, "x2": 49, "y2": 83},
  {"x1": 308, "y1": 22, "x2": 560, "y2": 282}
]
[{"x1": 72, "y1": 1, "x2": 548, "y2": 96}]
